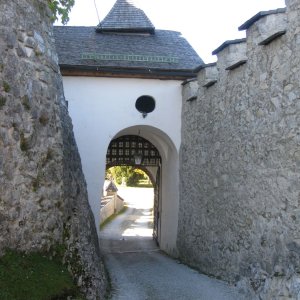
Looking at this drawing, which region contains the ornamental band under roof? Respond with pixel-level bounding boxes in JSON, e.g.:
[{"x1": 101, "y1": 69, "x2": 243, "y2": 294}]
[{"x1": 53, "y1": 0, "x2": 203, "y2": 79}]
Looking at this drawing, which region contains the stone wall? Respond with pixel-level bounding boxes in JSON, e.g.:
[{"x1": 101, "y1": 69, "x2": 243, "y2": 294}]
[
  {"x1": 0, "y1": 1, "x2": 107, "y2": 298},
  {"x1": 100, "y1": 195, "x2": 124, "y2": 225},
  {"x1": 178, "y1": 0, "x2": 300, "y2": 298}
]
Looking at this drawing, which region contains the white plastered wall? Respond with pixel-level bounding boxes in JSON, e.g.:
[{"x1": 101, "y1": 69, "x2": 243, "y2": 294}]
[{"x1": 62, "y1": 76, "x2": 181, "y2": 255}]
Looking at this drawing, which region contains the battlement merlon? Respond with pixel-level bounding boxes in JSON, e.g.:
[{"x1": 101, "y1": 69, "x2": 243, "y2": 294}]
[
  {"x1": 195, "y1": 63, "x2": 218, "y2": 88},
  {"x1": 212, "y1": 39, "x2": 247, "y2": 71},
  {"x1": 239, "y1": 8, "x2": 287, "y2": 45},
  {"x1": 182, "y1": 78, "x2": 199, "y2": 102},
  {"x1": 239, "y1": 8, "x2": 286, "y2": 31},
  {"x1": 185, "y1": 6, "x2": 288, "y2": 100},
  {"x1": 192, "y1": 7, "x2": 287, "y2": 79}
]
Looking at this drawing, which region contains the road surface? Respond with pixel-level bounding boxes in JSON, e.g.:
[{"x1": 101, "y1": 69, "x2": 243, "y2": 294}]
[{"x1": 99, "y1": 187, "x2": 244, "y2": 300}]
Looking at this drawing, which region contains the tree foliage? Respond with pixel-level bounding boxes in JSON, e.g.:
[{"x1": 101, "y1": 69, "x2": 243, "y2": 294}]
[
  {"x1": 106, "y1": 166, "x2": 146, "y2": 187},
  {"x1": 48, "y1": 0, "x2": 75, "y2": 24}
]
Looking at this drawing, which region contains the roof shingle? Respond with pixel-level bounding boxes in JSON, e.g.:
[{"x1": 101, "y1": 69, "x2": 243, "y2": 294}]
[
  {"x1": 96, "y1": 0, "x2": 155, "y2": 34},
  {"x1": 53, "y1": 0, "x2": 203, "y2": 78},
  {"x1": 53, "y1": 26, "x2": 203, "y2": 76}
]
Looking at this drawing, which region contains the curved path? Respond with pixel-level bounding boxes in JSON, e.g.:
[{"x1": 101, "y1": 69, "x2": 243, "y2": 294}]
[{"x1": 99, "y1": 187, "x2": 244, "y2": 300}]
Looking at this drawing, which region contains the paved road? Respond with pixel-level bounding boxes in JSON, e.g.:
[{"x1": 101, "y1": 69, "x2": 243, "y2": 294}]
[{"x1": 100, "y1": 187, "x2": 244, "y2": 300}]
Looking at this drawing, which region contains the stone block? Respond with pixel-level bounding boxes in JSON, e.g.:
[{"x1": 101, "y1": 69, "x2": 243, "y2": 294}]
[
  {"x1": 197, "y1": 63, "x2": 218, "y2": 87},
  {"x1": 256, "y1": 13, "x2": 287, "y2": 45},
  {"x1": 182, "y1": 79, "x2": 198, "y2": 102},
  {"x1": 214, "y1": 40, "x2": 247, "y2": 71}
]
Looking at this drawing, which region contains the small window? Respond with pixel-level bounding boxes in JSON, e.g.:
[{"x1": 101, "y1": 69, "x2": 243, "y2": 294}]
[{"x1": 135, "y1": 95, "x2": 155, "y2": 117}]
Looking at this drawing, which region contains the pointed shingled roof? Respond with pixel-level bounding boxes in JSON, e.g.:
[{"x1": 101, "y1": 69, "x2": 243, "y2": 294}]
[{"x1": 96, "y1": 0, "x2": 155, "y2": 34}]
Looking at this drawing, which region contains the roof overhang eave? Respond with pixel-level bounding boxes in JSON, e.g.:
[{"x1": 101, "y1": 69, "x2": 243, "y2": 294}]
[{"x1": 58, "y1": 64, "x2": 196, "y2": 80}]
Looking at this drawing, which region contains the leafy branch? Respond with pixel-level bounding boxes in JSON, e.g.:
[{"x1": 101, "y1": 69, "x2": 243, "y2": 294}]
[{"x1": 48, "y1": 0, "x2": 75, "y2": 24}]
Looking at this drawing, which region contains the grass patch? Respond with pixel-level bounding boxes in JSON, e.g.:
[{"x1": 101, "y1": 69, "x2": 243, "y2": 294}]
[
  {"x1": 100, "y1": 205, "x2": 128, "y2": 230},
  {"x1": 0, "y1": 250, "x2": 85, "y2": 300},
  {"x1": 135, "y1": 183, "x2": 153, "y2": 188},
  {"x1": 126, "y1": 180, "x2": 153, "y2": 188},
  {"x1": 117, "y1": 181, "x2": 153, "y2": 188}
]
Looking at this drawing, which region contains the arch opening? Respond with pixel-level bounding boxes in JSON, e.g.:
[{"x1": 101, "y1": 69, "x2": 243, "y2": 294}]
[
  {"x1": 98, "y1": 125, "x2": 180, "y2": 255},
  {"x1": 102, "y1": 134, "x2": 162, "y2": 244}
]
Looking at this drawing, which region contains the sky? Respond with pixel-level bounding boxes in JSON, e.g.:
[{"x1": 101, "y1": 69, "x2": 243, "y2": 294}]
[{"x1": 56, "y1": 0, "x2": 286, "y2": 63}]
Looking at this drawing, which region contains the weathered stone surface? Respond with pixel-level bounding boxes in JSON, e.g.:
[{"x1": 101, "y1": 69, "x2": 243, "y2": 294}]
[
  {"x1": 179, "y1": 0, "x2": 300, "y2": 298},
  {"x1": 217, "y1": 41, "x2": 247, "y2": 70},
  {"x1": 0, "y1": 1, "x2": 107, "y2": 298}
]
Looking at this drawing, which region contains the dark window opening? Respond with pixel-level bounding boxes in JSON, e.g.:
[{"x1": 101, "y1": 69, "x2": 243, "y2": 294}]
[{"x1": 135, "y1": 96, "x2": 155, "y2": 115}]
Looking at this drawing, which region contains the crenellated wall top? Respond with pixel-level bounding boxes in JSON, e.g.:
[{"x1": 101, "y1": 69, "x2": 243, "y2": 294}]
[{"x1": 192, "y1": 6, "x2": 288, "y2": 90}]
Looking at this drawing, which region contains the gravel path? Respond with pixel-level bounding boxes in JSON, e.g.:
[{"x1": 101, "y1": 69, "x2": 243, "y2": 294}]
[{"x1": 100, "y1": 187, "x2": 244, "y2": 300}]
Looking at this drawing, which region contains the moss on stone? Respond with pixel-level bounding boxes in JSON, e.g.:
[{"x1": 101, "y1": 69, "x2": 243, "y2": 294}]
[
  {"x1": 20, "y1": 132, "x2": 29, "y2": 152},
  {"x1": 35, "y1": 49, "x2": 42, "y2": 56},
  {"x1": 46, "y1": 148, "x2": 54, "y2": 161},
  {"x1": 41, "y1": 148, "x2": 54, "y2": 167},
  {"x1": 22, "y1": 95, "x2": 30, "y2": 111},
  {"x1": 62, "y1": 225, "x2": 86, "y2": 286},
  {"x1": 0, "y1": 96, "x2": 6, "y2": 109},
  {"x1": 39, "y1": 114, "x2": 49, "y2": 126},
  {"x1": 32, "y1": 177, "x2": 40, "y2": 192},
  {"x1": 3, "y1": 81, "x2": 10, "y2": 93},
  {"x1": 63, "y1": 222, "x2": 71, "y2": 241}
]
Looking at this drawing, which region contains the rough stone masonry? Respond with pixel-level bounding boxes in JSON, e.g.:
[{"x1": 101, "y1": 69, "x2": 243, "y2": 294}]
[
  {"x1": 179, "y1": 0, "x2": 300, "y2": 298},
  {"x1": 0, "y1": 1, "x2": 107, "y2": 298}
]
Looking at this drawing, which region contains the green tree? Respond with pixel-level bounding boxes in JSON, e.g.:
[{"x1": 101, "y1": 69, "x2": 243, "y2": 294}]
[
  {"x1": 48, "y1": 0, "x2": 75, "y2": 24},
  {"x1": 106, "y1": 166, "x2": 146, "y2": 186},
  {"x1": 106, "y1": 166, "x2": 130, "y2": 185}
]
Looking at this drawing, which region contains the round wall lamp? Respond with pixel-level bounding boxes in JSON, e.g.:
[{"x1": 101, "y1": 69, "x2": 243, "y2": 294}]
[{"x1": 135, "y1": 95, "x2": 155, "y2": 118}]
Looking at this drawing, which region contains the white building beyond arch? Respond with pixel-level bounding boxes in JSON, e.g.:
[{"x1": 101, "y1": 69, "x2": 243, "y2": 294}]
[{"x1": 63, "y1": 76, "x2": 182, "y2": 255}]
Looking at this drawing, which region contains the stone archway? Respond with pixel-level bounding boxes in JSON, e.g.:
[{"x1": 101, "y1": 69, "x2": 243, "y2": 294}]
[
  {"x1": 104, "y1": 125, "x2": 180, "y2": 256},
  {"x1": 105, "y1": 135, "x2": 162, "y2": 244}
]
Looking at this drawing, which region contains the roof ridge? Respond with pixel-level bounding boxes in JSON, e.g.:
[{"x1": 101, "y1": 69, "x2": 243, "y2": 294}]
[{"x1": 96, "y1": 0, "x2": 155, "y2": 34}]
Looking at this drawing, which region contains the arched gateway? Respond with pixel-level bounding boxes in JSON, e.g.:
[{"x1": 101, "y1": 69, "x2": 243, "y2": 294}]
[
  {"x1": 106, "y1": 135, "x2": 161, "y2": 242},
  {"x1": 54, "y1": 0, "x2": 203, "y2": 255},
  {"x1": 104, "y1": 126, "x2": 181, "y2": 254}
]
